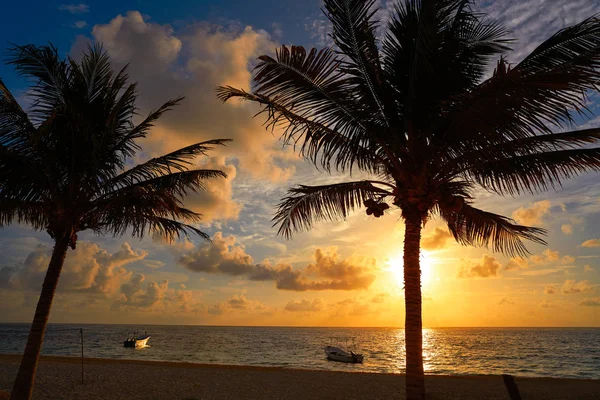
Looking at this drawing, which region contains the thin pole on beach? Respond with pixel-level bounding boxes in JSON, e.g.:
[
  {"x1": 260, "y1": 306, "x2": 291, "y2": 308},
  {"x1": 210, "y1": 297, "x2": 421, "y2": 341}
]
[{"x1": 80, "y1": 328, "x2": 84, "y2": 384}]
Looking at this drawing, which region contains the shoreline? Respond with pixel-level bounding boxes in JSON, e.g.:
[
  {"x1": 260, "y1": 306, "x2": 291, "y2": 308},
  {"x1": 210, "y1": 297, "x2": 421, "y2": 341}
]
[
  {"x1": 1, "y1": 355, "x2": 599, "y2": 399},
  {"x1": 1, "y1": 354, "x2": 599, "y2": 381}
]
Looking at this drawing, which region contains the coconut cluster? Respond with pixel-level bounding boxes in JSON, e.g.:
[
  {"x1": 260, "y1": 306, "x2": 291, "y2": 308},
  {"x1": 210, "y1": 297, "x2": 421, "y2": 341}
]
[{"x1": 364, "y1": 199, "x2": 389, "y2": 218}]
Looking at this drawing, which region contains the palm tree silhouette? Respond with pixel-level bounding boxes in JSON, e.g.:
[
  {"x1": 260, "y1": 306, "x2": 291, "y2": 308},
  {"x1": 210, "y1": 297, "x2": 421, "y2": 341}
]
[
  {"x1": 218, "y1": 1, "x2": 600, "y2": 398},
  {"x1": 0, "y1": 44, "x2": 230, "y2": 400}
]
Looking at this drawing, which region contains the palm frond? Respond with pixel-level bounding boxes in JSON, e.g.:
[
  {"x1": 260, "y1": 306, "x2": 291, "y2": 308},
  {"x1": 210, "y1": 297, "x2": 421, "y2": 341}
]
[
  {"x1": 102, "y1": 210, "x2": 209, "y2": 242},
  {"x1": 323, "y1": 0, "x2": 389, "y2": 127},
  {"x1": 97, "y1": 169, "x2": 227, "y2": 202},
  {"x1": 6, "y1": 44, "x2": 70, "y2": 123},
  {"x1": 0, "y1": 199, "x2": 47, "y2": 230},
  {"x1": 105, "y1": 139, "x2": 230, "y2": 191},
  {"x1": 465, "y1": 147, "x2": 600, "y2": 195},
  {"x1": 0, "y1": 78, "x2": 35, "y2": 149},
  {"x1": 441, "y1": 17, "x2": 600, "y2": 155},
  {"x1": 217, "y1": 86, "x2": 384, "y2": 173},
  {"x1": 517, "y1": 16, "x2": 600, "y2": 76},
  {"x1": 440, "y1": 201, "x2": 546, "y2": 257},
  {"x1": 273, "y1": 180, "x2": 391, "y2": 238}
]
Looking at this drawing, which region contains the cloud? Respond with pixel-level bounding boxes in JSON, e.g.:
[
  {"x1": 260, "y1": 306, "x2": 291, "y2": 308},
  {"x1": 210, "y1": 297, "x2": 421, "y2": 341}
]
[
  {"x1": 512, "y1": 200, "x2": 551, "y2": 225},
  {"x1": 540, "y1": 300, "x2": 556, "y2": 308},
  {"x1": 333, "y1": 298, "x2": 373, "y2": 316},
  {"x1": 0, "y1": 242, "x2": 146, "y2": 294},
  {"x1": 584, "y1": 265, "x2": 595, "y2": 273},
  {"x1": 59, "y1": 3, "x2": 89, "y2": 13},
  {"x1": 506, "y1": 249, "x2": 574, "y2": 271},
  {"x1": 421, "y1": 227, "x2": 452, "y2": 250},
  {"x1": 505, "y1": 257, "x2": 529, "y2": 271},
  {"x1": 562, "y1": 280, "x2": 594, "y2": 294},
  {"x1": 477, "y1": 0, "x2": 598, "y2": 65},
  {"x1": 544, "y1": 285, "x2": 558, "y2": 295},
  {"x1": 371, "y1": 293, "x2": 388, "y2": 303},
  {"x1": 530, "y1": 249, "x2": 560, "y2": 264},
  {"x1": 499, "y1": 297, "x2": 515, "y2": 305},
  {"x1": 581, "y1": 239, "x2": 600, "y2": 248},
  {"x1": 303, "y1": 17, "x2": 332, "y2": 47},
  {"x1": 561, "y1": 255, "x2": 576, "y2": 265},
  {"x1": 178, "y1": 233, "x2": 377, "y2": 291},
  {"x1": 208, "y1": 294, "x2": 267, "y2": 315},
  {"x1": 580, "y1": 298, "x2": 600, "y2": 307},
  {"x1": 78, "y1": 11, "x2": 296, "y2": 187},
  {"x1": 284, "y1": 298, "x2": 325, "y2": 312},
  {"x1": 458, "y1": 255, "x2": 501, "y2": 278},
  {"x1": 112, "y1": 273, "x2": 205, "y2": 313},
  {"x1": 561, "y1": 224, "x2": 573, "y2": 235},
  {"x1": 73, "y1": 21, "x2": 87, "y2": 29}
]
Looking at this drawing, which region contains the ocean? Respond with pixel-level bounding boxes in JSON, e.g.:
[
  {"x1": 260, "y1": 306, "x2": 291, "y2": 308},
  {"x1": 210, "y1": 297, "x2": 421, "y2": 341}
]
[{"x1": 0, "y1": 324, "x2": 598, "y2": 379}]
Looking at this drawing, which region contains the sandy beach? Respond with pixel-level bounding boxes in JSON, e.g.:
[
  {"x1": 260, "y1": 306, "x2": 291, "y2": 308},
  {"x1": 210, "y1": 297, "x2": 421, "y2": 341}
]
[{"x1": 1, "y1": 355, "x2": 599, "y2": 399}]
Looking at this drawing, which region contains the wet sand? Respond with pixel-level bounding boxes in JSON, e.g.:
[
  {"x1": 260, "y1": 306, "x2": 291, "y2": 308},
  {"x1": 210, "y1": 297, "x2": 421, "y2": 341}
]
[{"x1": 1, "y1": 354, "x2": 598, "y2": 399}]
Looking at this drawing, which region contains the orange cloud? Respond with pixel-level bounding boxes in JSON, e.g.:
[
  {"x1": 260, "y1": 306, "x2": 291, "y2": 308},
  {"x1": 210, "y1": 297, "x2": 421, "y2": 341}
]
[
  {"x1": 580, "y1": 298, "x2": 600, "y2": 307},
  {"x1": 0, "y1": 242, "x2": 146, "y2": 294},
  {"x1": 209, "y1": 294, "x2": 267, "y2": 315},
  {"x1": 544, "y1": 285, "x2": 558, "y2": 295},
  {"x1": 505, "y1": 257, "x2": 529, "y2": 271},
  {"x1": 499, "y1": 297, "x2": 515, "y2": 305},
  {"x1": 421, "y1": 227, "x2": 452, "y2": 250},
  {"x1": 561, "y1": 224, "x2": 573, "y2": 235},
  {"x1": 78, "y1": 11, "x2": 296, "y2": 186},
  {"x1": 284, "y1": 298, "x2": 325, "y2": 312},
  {"x1": 178, "y1": 234, "x2": 377, "y2": 291},
  {"x1": 512, "y1": 200, "x2": 551, "y2": 225},
  {"x1": 581, "y1": 239, "x2": 600, "y2": 248},
  {"x1": 562, "y1": 280, "x2": 594, "y2": 294},
  {"x1": 458, "y1": 255, "x2": 501, "y2": 278}
]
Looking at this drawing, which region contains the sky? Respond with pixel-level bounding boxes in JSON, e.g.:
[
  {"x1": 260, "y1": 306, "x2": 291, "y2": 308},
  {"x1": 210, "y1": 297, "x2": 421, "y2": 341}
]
[{"x1": 1, "y1": 0, "x2": 600, "y2": 327}]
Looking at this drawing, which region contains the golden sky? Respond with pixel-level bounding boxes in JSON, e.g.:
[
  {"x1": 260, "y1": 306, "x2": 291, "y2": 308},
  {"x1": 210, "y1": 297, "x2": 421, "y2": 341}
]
[{"x1": 0, "y1": 2, "x2": 599, "y2": 328}]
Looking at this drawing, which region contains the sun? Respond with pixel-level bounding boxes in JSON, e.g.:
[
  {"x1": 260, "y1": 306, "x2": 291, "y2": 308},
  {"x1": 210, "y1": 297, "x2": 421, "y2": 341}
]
[{"x1": 387, "y1": 251, "x2": 435, "y2": 288}]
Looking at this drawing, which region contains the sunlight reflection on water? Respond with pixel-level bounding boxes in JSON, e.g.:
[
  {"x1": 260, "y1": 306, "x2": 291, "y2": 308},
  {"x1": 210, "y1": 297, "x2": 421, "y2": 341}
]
[{"x1": 1, "y1": 324, "x2": 598, "y2": 379}]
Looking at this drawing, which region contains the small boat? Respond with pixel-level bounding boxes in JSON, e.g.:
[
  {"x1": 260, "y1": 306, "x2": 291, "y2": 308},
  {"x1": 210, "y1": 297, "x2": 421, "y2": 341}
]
[
  {"x1": 324, "y1": 345, "x2": 364, "y2": 363},
  {"x1": 123, "y1": 330, "x2": 150, "y2": 348}
]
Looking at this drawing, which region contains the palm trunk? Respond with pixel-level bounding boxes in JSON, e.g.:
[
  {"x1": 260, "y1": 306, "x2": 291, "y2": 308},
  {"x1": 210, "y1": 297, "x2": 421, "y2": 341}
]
[
  {"x1": 403, "y1": 214, "x2": 425, "y2": 400},
  {"x1": 10, "y1": 231, "x2": 72, "y2": 400}
]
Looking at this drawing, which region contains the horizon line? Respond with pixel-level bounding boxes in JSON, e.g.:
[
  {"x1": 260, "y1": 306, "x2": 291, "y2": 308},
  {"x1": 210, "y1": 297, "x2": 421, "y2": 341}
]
[{"x1": 1, "y1": 322, "x2": 598, "y2": 329}]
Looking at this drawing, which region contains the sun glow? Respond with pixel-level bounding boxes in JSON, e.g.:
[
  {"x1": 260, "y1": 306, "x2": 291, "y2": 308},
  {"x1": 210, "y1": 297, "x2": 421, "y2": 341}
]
[{"x1": 387, "y1": 251, "x2": 435, "y2": 287}]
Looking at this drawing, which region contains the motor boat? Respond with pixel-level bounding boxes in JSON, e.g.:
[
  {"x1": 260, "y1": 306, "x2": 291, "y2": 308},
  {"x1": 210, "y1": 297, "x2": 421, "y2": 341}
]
[
  {"x1": 324, "y1": 345, "x2": 364, "y2": 363},
  {"x1": 123, "y1": 331, "x2": 150, "y2": 348}
]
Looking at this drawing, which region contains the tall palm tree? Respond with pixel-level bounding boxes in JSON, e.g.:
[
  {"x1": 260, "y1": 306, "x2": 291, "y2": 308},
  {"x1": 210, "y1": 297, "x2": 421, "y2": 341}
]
[
  {"x1": 0, "y1": 44, "x2": 229, "y2": 400},
  {"x1": 218, "y1": 0, "x2": 600, "y2": 398}
]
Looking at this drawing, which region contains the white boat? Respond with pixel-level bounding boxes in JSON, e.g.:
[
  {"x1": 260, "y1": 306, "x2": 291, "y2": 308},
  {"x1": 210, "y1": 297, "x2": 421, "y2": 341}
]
[
  {"x1": 324, "y1": 345, "x2": 364, "y2": 363},
  {"x1": 123, "y1": 331, "x2": 150, "y2": 348}
]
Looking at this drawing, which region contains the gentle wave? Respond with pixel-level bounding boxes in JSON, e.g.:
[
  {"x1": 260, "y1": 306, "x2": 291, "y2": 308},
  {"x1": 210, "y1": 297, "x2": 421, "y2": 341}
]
[{"x1": 1, "y1": 324, "x2": 598, "y2": 379}]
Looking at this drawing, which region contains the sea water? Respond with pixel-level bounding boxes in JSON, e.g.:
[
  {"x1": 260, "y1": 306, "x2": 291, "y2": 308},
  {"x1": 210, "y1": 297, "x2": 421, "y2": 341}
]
[{"x1": 0, "y1": 324, "x2": 598, "y2": 379}]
